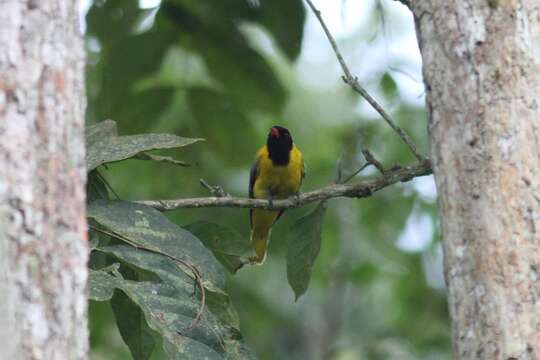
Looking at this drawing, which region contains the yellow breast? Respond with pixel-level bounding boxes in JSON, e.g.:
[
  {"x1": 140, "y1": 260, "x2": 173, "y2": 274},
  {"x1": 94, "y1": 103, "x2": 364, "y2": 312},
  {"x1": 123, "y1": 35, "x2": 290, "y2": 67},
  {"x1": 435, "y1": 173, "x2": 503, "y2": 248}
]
[{"x1": 253, "y1": 145, "x2": 303, "y2": 199}]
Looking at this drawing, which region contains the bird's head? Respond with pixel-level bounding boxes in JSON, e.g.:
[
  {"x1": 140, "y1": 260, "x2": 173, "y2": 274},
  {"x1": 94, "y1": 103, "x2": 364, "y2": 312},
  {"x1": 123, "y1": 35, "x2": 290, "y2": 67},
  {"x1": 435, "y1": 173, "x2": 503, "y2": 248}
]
[
  {"x1": 267, "y1": 125, "x2": 293, "y2": 165},
  {"x1": 267, "y1": 125, "x2": 293, "y2": 149}
]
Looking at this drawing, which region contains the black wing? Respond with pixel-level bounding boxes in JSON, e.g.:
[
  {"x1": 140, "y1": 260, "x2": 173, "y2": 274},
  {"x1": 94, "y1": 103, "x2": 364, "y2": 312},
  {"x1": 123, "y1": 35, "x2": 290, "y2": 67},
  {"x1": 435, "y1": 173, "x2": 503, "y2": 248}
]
[{"x1": 249, "y1": 159, "x2": 259, "y2": 228}]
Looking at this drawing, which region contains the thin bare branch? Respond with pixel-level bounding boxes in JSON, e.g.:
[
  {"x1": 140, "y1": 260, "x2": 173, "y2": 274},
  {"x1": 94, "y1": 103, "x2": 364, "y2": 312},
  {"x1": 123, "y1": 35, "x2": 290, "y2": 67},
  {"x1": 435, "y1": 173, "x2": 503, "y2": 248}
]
[
  {"x1": 303, "y1": 0, "x2": 423, "y2": 162},
  {"x1": 199, "y1": 178, "x2": 229, "y2": 198},
  {"x1": 361, "y1": 149, "x2": 386, "y2": 174},
  {"x1": 136, "y1": 160, "x2": 432, "y2": 211},
  {"x1": 341, "y1": 162, "x2": 372, "y2": 184}
]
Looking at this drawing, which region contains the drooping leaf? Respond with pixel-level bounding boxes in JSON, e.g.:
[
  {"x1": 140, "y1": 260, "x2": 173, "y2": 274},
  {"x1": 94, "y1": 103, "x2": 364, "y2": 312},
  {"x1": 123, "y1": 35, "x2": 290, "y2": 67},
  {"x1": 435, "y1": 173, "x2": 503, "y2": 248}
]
[
  {"x1": 90, "y1": 268, "x2": 254, "y2": 360},
  {"x1": 111, "y1": 290, "x2": 156, "y2": 360},
  {"x1": 100, "y1": 244, "x2": 241, "y2": 330},
  {"x1": 87, "y1": 200, "x2": 225, "y2": 291},
  {"x1": 101, "y1": 244, "x2": 243, "y2": 342},
  {"x1": 86, "y1": 133, "x2": 203, "y2": 171},
  {"x1": 286, "y1": 202, "x2": 327, "y2": 300},
  {"x1": 184, "y1": 221, "x2": 251, "y2": 274}
]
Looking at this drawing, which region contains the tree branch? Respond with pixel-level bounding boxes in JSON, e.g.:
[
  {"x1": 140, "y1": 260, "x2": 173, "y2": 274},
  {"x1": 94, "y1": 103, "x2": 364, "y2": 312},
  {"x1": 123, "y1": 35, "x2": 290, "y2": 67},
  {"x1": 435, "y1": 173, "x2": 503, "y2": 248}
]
[
  {"x1": 303, "y1": 0, "x2": 423, "y2": 162},
  {"x1": 361, "y1": 149, "x2": 386, "y2": 174},
  {"x1": 136, "y1": 160, "x2": 432, "y2": 211}
]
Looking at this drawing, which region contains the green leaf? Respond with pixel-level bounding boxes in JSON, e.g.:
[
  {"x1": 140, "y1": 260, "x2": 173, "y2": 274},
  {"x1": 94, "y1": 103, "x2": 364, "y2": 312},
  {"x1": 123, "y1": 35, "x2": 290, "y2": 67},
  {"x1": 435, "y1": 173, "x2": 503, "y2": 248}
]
[
  {"x1": 100, "y1": 87, "x2": 176, "y2": 135},
  {"x1": 90, "y1": 266, "x2": 255, "y2": 359},
  {"x1": 255, "y1": 0, "x2": 306, "y2": 60},
  {"x1": 87, "y1": 200, "x2": 226, "y2": 291},
  {"x1": 87, "y1": 170, "x2": 110, "y2": 203},
  {"x1": 380, "y1": 73, "x2": 398, "y2": 98},
  {"x1": 200, "y1": 38, "x2": 285, "y2": 114},
  {"x1": 100, "y1": 244, "x2": 195, "y2": 296},
  {"x1": 223, "y1": 340, "x2": 258, "y2": 360},
  {"x1": 135, "y1": 152, "x2": 191, "y2": 167},
  {"x1": 86, "y1": 133, "x2": 203, "y2": 171},
  {"x1": 85, "y1": 120, "x2": 118, "y2": 148},
  {"x1": 161, "y1": 4, "x2": 286, "y2": 114},
  {"x1": 89, "y1": 267, "x2": 122, "y2": 301},
  {"x1": 184, "y1": 221, "x2": 251, "y2": 274},
  {"x1": 86, "y1": 0, "x2": 145, "y2": 47},
  {"x1": 100, "y1": 243, "x2": 241, "y2": 328},
  {"x1": 91, "y1": 270, "x2": 223, "y2": 359},
  {"x1": 111, "y1": 290, "x2": 156, "y2": 360},
  {"x1": 205, "y1": 291, "x2": 241, "y2": 330},
  {"x1": 187, "y1": 87, "x2": 257, "y2": 165},
  {"x1": 286, "y1": 202, "x2": 327, "y2": 300}
]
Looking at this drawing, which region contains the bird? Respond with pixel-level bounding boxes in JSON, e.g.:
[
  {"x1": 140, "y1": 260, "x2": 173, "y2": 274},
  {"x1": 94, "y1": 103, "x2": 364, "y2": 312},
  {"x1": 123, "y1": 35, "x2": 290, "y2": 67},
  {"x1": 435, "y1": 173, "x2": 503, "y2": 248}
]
[{"x1": 247, "y1": 125, "x2": 304, "y2": 265}]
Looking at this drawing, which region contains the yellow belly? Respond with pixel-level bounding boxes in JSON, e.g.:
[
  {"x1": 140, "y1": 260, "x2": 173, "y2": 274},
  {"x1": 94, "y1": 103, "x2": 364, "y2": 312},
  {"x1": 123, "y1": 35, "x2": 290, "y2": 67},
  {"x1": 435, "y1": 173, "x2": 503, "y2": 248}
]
[{"x1": 252, "y1": 146, "x2": 303, "y2": 200}]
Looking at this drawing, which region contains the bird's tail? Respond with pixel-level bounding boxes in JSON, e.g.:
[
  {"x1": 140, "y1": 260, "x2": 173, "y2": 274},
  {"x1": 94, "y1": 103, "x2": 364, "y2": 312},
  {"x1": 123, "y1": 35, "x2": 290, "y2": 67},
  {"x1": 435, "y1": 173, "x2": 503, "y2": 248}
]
[{"x1": 249, "y1": 209, "x2": 279, "y2": 265}]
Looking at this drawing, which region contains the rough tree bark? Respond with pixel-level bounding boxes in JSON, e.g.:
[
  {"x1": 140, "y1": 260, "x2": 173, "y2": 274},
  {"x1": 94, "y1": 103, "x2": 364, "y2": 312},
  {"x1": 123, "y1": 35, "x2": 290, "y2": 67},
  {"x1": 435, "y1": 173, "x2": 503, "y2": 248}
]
[
  {"x1": 0, "y1": 1, "x2": 88, "y2": 359},
  {"x1": 411, "y1": 0, "x2": 540, "y2": 359}
]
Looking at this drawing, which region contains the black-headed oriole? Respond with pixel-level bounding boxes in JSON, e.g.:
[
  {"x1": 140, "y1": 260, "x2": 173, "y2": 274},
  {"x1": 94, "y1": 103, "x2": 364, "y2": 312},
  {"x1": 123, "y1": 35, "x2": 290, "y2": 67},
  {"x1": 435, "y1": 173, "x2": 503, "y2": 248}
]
[{"x1": 248, "y1": 126, "x2": 304, "y2": 264}]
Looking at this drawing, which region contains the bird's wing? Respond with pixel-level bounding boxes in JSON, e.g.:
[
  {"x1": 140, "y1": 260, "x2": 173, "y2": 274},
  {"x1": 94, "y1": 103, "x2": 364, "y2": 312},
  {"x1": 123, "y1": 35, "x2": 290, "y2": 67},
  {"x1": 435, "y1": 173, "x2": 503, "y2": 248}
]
[
  {"x1": 249, "y1": 158, "x2": 260, "y2": 228},
  {"x1": 300, "y1": 156, "x2": 306, "y2": 186}
]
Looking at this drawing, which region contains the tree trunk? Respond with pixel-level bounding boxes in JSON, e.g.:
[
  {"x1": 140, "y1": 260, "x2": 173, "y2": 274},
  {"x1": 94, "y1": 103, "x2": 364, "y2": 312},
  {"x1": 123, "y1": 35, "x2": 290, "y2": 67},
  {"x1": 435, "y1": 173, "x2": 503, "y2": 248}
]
[
  {"x1": 411, "y1": 0, "x2": 540, "y2": 359},
  {"x1": 0, "y1": 1, "x2": 88, "y2": 359}
]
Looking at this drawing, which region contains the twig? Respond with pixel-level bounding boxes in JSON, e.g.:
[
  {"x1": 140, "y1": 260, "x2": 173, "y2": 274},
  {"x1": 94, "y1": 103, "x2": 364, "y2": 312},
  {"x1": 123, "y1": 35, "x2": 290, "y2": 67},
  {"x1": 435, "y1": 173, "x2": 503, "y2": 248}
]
[
  {"x1": 136, "y1": 160, "x2": 432, "y2": 211},
  {"x1": 303, "y1": 0, "x2": 423, "y2": 162},
  {"x1": 199, "y1": 178, "x2": 229, "y2": 197},
  {"x1": 361, "y1": 149, "x2": 385, "y2": 174},
  {"x1": 89, "y1": 225, "x2": 206, "y2": 332},
  {"x1": 340, "y1": 162, "x2": 372, "y2": 184}
]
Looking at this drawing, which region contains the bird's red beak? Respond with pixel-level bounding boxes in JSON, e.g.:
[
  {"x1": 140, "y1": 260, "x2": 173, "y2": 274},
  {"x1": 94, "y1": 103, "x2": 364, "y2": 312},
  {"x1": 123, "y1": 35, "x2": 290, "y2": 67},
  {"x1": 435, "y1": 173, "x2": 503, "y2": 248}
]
[{"x1": 270, "y1": 127, "x2": 280, "y2": 138}]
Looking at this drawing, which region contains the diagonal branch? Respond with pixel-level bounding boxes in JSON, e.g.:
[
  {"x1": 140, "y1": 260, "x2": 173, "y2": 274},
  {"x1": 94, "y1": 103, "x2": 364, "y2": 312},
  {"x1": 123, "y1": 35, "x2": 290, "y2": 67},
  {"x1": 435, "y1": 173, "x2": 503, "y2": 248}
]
[
  {"x1": 136, "y1": 159, "x2": 432, "y2": 211},
  {"x1": 303, "y1": 0, "x2": 424, "y2": 162}
]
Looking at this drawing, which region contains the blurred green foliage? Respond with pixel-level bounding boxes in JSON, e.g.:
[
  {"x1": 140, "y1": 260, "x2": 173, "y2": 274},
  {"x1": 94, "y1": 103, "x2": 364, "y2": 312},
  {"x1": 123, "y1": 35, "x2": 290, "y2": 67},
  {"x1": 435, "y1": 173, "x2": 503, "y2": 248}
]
[{"x1": 85, "y1": 0, "x2": 451, "y2": 359}]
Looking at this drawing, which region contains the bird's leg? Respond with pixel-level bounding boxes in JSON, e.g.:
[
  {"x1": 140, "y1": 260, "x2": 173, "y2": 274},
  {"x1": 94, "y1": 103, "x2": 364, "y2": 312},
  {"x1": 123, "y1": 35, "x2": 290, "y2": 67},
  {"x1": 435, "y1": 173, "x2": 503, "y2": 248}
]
[
  {"x1": 267, "y1": 190, "x2": 275, "y2": 209},
  {"x1": 292, "y1": 191, "x2": 301, "y2": 206}
]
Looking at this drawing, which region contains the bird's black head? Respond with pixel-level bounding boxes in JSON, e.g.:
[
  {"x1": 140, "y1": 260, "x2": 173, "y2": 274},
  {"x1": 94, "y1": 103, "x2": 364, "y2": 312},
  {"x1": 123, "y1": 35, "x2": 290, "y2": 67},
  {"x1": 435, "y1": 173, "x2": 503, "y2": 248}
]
[{"x1": 267, "y1": 125, "x2": 293, "y2": 166}]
